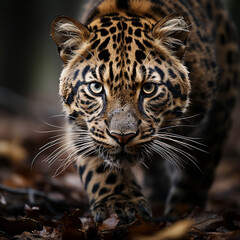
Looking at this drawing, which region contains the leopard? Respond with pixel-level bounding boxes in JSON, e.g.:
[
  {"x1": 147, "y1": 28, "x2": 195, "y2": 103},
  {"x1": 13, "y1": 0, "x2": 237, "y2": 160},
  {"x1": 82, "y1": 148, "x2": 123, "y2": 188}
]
[{"x1": 51, "y1": 0, "x2": 239, "y2": 223}]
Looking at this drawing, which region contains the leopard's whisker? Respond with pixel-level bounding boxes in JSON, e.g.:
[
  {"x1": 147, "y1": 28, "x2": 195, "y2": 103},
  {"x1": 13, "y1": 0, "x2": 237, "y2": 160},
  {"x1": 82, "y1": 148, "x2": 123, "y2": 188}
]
[
  {"x1": 158, "y1": 132, "x2": 204, "y2": 142},
  {"x1": 33, "y1": 129, "x2": 66, "y2": 134},
  {"x1": 51, "y1": 145, "x2": 96, "y2": 176},
  {"x1": 53, "y1": 157, "x2": 77, "y2": 177},
  {"x1": 155, "y1": 139, "x2": 196, "y2": 163},
  {"x1": 157, "y1": 124, "x2": 199, "y2": 132},
  {"x1": 158, "y1": 133, "x2": 207, "y2": 149},
  {"x1": 49, "y1": 114, "x2": 68, "y2": 119},
  {"x1": 141, "y1": 146, "x2": 152, "y2": 161},
  {"x1": 155, "y1": 132, "x2": 207, "y2": 152},
  {"x1": 139, "y1": 159, "x2": 149, "y2": 170},
  {"x1": 163, "y1": 112, "x2": 205, "y2": 122},
  {"x1": 39, "y1": 136, "x2": 66, "y2": 151},
  {"x1": 149, "y1": 142, "x2": 184, "y2": 171},
  {"x1": 40, "y1": 120, "x2": 65, "y2": 129},
  {"x1": 153, "y1": 139, "x2": 202, "y2": 172},
  {"x1": 41, "y1": 134, "x2": 91, "y2": 166},
  {"x1": 156, "y1": 134, "x2": 207, "y2": 153},
  {"x1": 49, "y1": 132, "x2": 89, "y2": 139},
  {"x1": 31, "y1": 137, "x2": 68, "y2": 169},
  {"x1": 44, "y1": 142, "x2": 76, "y2": 165},
  {"x1": 66, "y1": 145, "x2": 95, "y2": 163}
]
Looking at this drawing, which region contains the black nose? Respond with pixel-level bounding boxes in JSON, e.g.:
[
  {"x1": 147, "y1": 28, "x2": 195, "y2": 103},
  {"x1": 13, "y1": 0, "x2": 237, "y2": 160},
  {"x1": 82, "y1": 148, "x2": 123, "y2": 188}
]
[{"x1": 110, "y1": 132, "x2": 137, "y2": 145}]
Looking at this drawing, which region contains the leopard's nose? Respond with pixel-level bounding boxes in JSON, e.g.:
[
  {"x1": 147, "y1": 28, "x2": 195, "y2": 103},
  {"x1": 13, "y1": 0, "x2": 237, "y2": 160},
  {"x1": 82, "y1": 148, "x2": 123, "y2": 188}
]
[{"x1": 110, "y1": 132, "x2": 137, "y2": 145}]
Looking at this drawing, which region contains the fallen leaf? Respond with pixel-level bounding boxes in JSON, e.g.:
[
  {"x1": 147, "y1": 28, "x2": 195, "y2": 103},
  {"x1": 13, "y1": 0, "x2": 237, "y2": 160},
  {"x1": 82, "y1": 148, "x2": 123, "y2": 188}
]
[
  {"x1": 189, "y1": 208, "x2": 224, "y2": 232},
  {"x1": 24, "y1": 205, "x2": 40, "y2": 220},
  {"x1": 0, "y1": 233, "x2": 10, "y2": 240},
  {"x1": 0, "y1": 216, "x2": 42, "y2": 236},
  {"x1": 37, "y1": 226, "x2": 62, "y2": 239},
  {"x1": 129, "y1": 216, "x2": 163, "y2": 237},
  {"x1": 83, "y1": 219, "x2": 98, "y2": 240},
  {"x1": 132, "y1": 219, "x2": 193, "y2": 240},
  {"x1": 98, "y1": 214, "x2": 119, "y2": 231},
  {"x1": 61, "y1": 209, "x2": 85, "y2": 240},
  {"x1": 0, "y1": 140, "x2": 28, "y2": 164},
  {"x1": 223, "y1": 210, "x2": 240, "y2": 230}
]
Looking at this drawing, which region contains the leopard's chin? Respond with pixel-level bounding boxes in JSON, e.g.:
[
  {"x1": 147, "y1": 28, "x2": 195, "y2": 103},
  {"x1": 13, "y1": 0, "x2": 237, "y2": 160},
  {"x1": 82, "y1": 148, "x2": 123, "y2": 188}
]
[{"x1": 102, "y1": 150, "x2": 141, "y2": 168}]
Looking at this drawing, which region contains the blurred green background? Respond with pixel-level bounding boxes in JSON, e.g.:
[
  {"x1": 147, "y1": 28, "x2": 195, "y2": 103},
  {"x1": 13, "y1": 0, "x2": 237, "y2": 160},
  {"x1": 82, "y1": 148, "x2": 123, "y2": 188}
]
[{"x1": 0, "y1": 0, "x2": 239, "y2": 113}]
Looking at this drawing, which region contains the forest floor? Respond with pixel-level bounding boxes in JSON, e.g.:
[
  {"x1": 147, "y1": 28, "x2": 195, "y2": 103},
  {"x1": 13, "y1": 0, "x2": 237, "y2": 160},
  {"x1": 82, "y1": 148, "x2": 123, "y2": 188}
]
[{"x1": 0, "y1": 98, "x2": 239, "y2": 240}]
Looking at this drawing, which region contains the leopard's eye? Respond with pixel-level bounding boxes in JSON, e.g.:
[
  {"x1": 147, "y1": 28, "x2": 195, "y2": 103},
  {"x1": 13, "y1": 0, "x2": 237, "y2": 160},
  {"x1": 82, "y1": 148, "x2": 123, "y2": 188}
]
[
  {"x1": 89, "y1": 82, "x2": 103, "y2": 95},
  {"x1": 142, "y1": 83, "x2": 156, "y2": 95}
]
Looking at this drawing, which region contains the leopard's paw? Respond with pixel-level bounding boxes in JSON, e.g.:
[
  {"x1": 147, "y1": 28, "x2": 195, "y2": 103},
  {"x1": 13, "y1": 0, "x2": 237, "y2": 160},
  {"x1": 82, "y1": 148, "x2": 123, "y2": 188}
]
[{"x1": 91, "y1": 195, "x2": 152, "y2": 223}]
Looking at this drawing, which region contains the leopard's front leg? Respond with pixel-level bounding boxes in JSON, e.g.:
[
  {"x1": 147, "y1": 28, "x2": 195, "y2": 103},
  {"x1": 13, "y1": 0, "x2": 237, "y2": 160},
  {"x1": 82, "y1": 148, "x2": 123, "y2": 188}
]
[{"x1": 77, "y1": 156, "x2": 152, "y2": 223}]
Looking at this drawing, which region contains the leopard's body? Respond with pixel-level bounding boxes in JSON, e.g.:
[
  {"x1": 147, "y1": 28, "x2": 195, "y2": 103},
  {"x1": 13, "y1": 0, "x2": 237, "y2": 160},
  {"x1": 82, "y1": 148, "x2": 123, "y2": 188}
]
[{"x1": 51, "y1": 0, "x2": 239, "y2": 222}]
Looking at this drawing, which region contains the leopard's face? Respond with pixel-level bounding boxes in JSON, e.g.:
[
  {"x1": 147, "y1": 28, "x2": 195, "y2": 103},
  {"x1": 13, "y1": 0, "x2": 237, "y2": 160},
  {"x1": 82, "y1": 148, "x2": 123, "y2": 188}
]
[{"x1": 52, "y1": 14, "x2": 190, "y2": 167}]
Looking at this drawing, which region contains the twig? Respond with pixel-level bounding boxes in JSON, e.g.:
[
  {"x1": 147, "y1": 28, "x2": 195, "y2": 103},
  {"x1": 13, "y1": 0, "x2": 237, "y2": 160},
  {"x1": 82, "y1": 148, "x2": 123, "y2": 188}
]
[{"x1": 0, "y1": 184, "x2": 63, "y2": 205}]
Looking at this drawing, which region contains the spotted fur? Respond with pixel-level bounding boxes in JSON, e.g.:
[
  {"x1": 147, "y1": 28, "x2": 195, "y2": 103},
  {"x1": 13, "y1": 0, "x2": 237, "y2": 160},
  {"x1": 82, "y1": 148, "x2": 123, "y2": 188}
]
[{"x1": 51, "y1": 0, "x2": 239, "y2": 222}]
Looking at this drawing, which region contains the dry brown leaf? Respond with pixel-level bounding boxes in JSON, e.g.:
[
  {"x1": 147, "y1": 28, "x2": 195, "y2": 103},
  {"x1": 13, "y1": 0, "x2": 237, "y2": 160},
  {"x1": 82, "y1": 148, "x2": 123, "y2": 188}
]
[
  {"x1": 133, "y1": 219, "x2": 193, "y2": 240},
  {"x1": 98, "y1": 214, "x2": 120, "y2": 231},
  {"x1": 24, "y1": 205, "x2": 40, "y2": 220},
  {"x1": 38, "y1": 226, "x2": 62, "y2": 239},
  {"x1": 0, "y1": 140, "x2": 28, "y2": 163},
  {"x1": 61, "y1": 209, "x2": 85, "y2": 240},
  {"x1": 0, "y1": 233, "x2": 10, "y2": 240},
  {"x1": 129, "y1": 216, "x2": 163, "y2": 237},
  {"x1": 0, "y1": 216, "x2": 42, "y2": 236},
  {"x1": 189, "y1": 208, "x2": 224, "y2": 232},
  {"x1": 3, "y1": 173, "x2": 34, "y2": 188}
]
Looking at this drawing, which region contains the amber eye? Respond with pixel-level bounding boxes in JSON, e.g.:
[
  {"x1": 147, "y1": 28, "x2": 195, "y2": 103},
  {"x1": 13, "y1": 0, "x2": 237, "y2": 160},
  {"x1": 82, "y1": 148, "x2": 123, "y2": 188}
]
[
  {"x1": 142, "y1": 83, "x2": 156, "y2": 95},
  {"x1": 89, "y1": 82, "x2": 103, "y2": 95}
]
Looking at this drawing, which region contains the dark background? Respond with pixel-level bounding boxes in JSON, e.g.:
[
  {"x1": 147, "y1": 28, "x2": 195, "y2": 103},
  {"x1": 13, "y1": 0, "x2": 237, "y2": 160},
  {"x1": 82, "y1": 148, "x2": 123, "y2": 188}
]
[{"x1": 1, "y1": 0, "x2": 82, "y2": 98}]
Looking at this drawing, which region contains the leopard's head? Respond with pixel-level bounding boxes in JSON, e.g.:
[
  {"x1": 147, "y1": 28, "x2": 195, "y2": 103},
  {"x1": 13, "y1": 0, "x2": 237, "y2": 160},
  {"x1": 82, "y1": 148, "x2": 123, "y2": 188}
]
[{"x1": 51, "y1": 13, "x2": 190, "y2": 168}]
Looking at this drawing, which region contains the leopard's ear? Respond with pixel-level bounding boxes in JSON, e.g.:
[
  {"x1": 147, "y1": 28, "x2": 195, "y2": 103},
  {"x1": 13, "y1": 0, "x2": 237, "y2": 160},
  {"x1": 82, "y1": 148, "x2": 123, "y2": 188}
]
[
  {"x1": 152, "y1": 14, "x2": 189, "y2": 59},
  {"x1": 51, "y1": 16, "x2": 90, "y2": 64}
]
